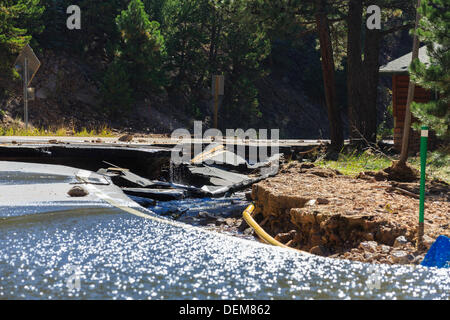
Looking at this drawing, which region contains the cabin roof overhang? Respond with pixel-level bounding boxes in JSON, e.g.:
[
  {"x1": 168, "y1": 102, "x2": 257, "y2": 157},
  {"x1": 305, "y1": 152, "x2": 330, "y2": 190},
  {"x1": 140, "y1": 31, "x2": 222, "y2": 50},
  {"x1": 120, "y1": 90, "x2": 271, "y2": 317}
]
[{"x1": 379, "y1": 46, "x2": 430, "y2": 76}]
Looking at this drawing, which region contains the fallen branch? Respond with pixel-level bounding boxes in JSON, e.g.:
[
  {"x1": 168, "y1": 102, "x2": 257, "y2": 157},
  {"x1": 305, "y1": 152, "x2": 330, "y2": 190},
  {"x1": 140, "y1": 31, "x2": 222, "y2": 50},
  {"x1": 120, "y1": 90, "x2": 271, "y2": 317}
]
[
  {"x1": 297, "y1": 145, "x2": 320, "y2": 155},
  {"x1": 388, "y1": 186, "x2": 420, "y2": 199}
]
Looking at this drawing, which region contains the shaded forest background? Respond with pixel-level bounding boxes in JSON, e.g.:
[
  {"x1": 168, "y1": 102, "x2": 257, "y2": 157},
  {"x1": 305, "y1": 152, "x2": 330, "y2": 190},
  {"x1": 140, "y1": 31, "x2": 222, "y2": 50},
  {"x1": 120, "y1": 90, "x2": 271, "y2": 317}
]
[{"x1": 0, "y1": 0, "x2": 419, "y2": 140}]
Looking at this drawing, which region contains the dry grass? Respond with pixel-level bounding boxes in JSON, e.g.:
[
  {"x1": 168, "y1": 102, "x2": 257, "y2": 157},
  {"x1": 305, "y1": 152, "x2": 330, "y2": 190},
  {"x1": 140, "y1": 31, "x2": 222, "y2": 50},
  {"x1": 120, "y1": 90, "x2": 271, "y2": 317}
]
[
  {"x1": 315, "y1": 148, "x2": 449, "y2": 184},
  {"x1": 0, "y1": 125, "x2": 115, "y2": 137}
]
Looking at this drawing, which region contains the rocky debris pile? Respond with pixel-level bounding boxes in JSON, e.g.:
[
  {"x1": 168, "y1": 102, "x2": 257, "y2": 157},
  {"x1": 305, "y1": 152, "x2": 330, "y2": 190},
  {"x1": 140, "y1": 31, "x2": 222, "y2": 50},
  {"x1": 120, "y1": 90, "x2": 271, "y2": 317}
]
[
  {"x1": 333, "y1": 234, "x2": 434, "y2": 265},
  {"x1": 356, "y1": 161, "x2": 420, "y2": 183},
  {"x1": 250, "y1": 161, "x2": 449, "y2": 264},
  {"x1": 204, "y1": 214, "x2": 256, "y2": 239},
  {"x1": 147, "y1": 194, "x2": 256, "y2": 239}
]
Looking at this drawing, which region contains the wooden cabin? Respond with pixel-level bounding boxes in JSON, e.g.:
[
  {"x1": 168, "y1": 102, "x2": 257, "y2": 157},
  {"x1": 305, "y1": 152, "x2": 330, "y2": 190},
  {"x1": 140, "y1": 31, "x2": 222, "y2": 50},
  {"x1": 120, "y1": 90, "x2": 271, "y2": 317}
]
[{"x1": 379, "y1": 46, "x2": 434, "y2": 152}]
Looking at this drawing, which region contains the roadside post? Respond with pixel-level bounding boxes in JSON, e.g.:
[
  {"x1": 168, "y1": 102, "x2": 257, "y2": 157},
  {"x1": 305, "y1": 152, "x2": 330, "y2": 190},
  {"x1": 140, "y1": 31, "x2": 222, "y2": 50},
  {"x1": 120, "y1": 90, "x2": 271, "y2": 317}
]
[
  {"x1": 14, "y1": 44, "x2": 41, "y2": 131},
  {"x1": 24, "y1": 57, "x2": 28, "y2": 130},
  {"x1": 212, "y1": 75, "x2": 224, "y2": 129},
  {"x1": 417, "y1": 126, "x2": 428, "y2": 250}
]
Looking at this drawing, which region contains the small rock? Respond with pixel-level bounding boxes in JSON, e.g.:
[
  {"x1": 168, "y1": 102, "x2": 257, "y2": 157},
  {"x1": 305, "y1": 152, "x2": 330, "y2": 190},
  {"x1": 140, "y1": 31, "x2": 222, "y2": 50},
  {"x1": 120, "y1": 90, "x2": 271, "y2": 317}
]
[
  {"x1": 380, "y1": 245, "x2": 391, "y2": 254},
  {"x1": 48, "y1": 139, "x2": 58, "y2": 144},
  {"x1": 364, "y1": 233, "x2": 374, "y2": 241},
  {"x1": 198, "y1": 211, "x2": 217, "y2": 221},
  {"x1": 243, "y1": 228, "x2": 254, "y2": 236},
  {"x1": 224, "y1": 218, "x2": 235, "y2": 227},
  {"x1": 238, "y1": 219, "x2": 249, "y2": 231},
  {"x1": 178, "y1": 216, "x2": 196, "y2": 224},
  {"x1": 299, "y1": 162, "x2": 315, "y2": 170},
  {"x1": 214, "y1": 217, "x2": 225, "y2": 226},
  {"x1": 422, "y1": 235, "x2": 434, "y2": 249},
  {"x1": 95, "y1": 139, "x2": 102, "y2": 143},
  {"x1": 393, "y1": 235, "x2": 408, "y2": 248},
  {"x1": 309, "y1": 245, "x2": 327, "y2": 256},
  {"x1": 118, "y1": 134, "x2": 134, "y2": 142},
  {"x1": 412, "y1": 254, "x2": 425, "y2": 265},
  {"x1": 363, "y1": 252, "x2": 373, "y2": 260},
  {"x1": 359, "y1": 241, "x2": 378, "y2": 253},
  {"x1": 316, "y1": 198, "x2": 330, "y2": 205},
  {"x1": 67, "y1": 186, "x2": 88, "y2": 197},
  {"x1": 391, "y1": 250, "x2": 414, "y2": 264},
  {"x1": 196, "y1": 219, "x2": 210, "y2": 226},
  {"x1": 305, "y1": 199, "x2": 316, "y2": 206},
  {"x1": 274, "y1": 230, "x2": 297, "y2": 243}
]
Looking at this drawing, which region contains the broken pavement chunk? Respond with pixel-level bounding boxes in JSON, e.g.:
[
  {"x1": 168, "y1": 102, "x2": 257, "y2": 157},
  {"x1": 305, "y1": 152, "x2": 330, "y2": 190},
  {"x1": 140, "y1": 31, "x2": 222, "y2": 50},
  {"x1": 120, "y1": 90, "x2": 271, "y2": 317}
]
[
  {"x1": 122, "y1": 188, "x2": 185, "y2": 201},
  {"x1": 187, "y1": 165, "x2": 249, "y2": 187}
]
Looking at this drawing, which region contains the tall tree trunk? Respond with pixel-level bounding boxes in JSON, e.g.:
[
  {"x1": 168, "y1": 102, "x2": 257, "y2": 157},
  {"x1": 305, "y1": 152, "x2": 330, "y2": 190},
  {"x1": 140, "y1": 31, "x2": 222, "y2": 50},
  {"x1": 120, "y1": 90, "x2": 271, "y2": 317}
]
[
  {"x1": 347, "y1": 0, "x2": 382, "y2": 145},
  {"x1": 346, "y1": 0, "x2": 364, "y2": 144},
  {"x1": 399, "y1": 0, "x2": 421, "y2": 165},
  {"x1": 362, "y1": 27, "x2": 382, "y2": 144},
  {"x1": 315, "y1": 0, "x2": 343, "y2": 151}
]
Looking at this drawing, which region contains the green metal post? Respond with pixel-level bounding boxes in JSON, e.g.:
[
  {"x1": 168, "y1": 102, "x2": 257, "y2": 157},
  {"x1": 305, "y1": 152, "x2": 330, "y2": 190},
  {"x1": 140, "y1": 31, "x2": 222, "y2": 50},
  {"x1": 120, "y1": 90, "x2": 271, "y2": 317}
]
[{"x1": 417, "y1": 126, "x2": 428, "y2": 249}]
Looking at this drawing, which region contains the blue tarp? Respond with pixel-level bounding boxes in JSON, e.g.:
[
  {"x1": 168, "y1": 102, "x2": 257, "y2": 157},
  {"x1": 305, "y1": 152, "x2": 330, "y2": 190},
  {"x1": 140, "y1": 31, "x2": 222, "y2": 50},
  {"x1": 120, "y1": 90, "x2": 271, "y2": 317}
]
[{"x1": 421, "y1": 235, "x2": 450, "y2": 268}]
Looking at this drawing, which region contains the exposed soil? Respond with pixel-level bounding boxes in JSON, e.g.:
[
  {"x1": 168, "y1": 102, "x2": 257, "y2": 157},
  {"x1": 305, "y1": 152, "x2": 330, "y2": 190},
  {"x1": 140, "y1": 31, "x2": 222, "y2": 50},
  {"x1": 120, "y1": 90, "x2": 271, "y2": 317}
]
[{"x1": 249, "y1": 161, "x2": 449, "y2": 265}]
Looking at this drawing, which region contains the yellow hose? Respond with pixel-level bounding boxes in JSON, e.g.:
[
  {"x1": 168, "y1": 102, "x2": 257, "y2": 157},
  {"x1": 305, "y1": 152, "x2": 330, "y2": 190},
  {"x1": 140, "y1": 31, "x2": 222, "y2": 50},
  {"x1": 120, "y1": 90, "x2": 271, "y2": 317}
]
[{"x1": 242, "y1": 204, "x2": 310, "y2": 255}]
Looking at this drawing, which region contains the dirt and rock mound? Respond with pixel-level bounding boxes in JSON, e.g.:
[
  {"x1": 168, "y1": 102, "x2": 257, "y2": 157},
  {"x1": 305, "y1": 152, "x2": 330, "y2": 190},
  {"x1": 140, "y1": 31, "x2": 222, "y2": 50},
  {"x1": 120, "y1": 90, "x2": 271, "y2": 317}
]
[
  {"x1": 250, "y1": 162, "x2": 449, "y2": 264},
  {"x1": 356, "y1": 160, "x2": 420, "y2": 183}
]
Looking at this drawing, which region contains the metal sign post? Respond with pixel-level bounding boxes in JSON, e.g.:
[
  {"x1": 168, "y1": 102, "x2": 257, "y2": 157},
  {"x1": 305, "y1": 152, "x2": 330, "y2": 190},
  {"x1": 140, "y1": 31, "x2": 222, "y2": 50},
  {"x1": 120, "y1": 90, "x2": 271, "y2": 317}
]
[
  {"x1": 212, "y1": 75, "x2": 224, "y2": 129},
  {"x1": 24, "y1": 57, "x2": 29, "y2": 130},
  {"x1": 14, "y1": 44, "x2": 41, "y2": 131},
  {"x1": 417, "y1": 126, "x2": 429, "y2": 250}
]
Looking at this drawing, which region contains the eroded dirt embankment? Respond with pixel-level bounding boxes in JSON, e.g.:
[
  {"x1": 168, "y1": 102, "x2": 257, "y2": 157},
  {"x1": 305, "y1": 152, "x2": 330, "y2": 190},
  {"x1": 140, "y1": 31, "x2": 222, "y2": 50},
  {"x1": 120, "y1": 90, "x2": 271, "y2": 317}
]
[{"x1": 250, "y1": 162, "x2": 449, "y2": 264}]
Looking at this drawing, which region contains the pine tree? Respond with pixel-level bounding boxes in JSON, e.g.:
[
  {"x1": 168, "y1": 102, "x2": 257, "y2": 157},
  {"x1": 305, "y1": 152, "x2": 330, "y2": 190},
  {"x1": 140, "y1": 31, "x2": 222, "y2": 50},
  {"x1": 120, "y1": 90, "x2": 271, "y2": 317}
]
[
  {"x1": 410, "y1": 0, "x2": 449, "y2": 139},
  {"x1": 160, "y1": 0, "x2": 270, "y2": 125},
  {"x1": 101, "y1": 0, "x2": 167, "y2": 112},
  {"x1": 0, "y1": 0, "x2": 43, "y2": 93},
  {"x1": 115, "y1": 0, "x2": 166, "y2": 93},
  {"x1": 101, "y1": 61, "x2": 133, "y2": 115},
  {"x1": 162, "y1": 0, "x2": 210, "y2": 94},
  {"x1": 77, "y1": 0, "x2": 129, "y2": 59},
  {"x1": 218, "y1": 0, "x2": 271, "y2": 125}
]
